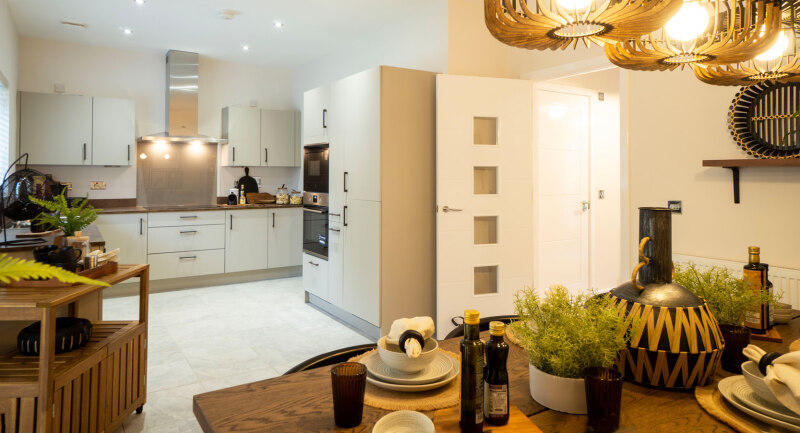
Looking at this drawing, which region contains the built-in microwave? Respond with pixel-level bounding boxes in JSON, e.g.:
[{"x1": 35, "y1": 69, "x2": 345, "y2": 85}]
[{"x1": 303, "y1": 144, "x2": 329, "y2": 194}]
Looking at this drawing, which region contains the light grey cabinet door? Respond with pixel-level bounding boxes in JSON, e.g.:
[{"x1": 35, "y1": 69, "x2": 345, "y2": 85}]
[
  {"x1": 342, "y1": 199, "x2": 380, "y2": 326},
  {"x1": 261, "y1": 110, "x2": 298, "y2": 167},
  {"x1": 267, "y1": 208, "x2": 302, "y2": 268},
  {"x1": 222, "y1": 106, "x2": 261, "y2": 167},
  {"x1": 225, "y1": 209, "x2": 269, "y2": 273},
  {"x1": 92, "y1": 97, "x2": 135, "y2": 166},
  {"x1": 20, "y1": 92, "x2": 92, "y2": 165},
  {"x1": 94, "y1": 213, "x2": 147, "y2": 265},
  {"x1": 303, "y1": 85, "x2": 330, "y2": 145}
]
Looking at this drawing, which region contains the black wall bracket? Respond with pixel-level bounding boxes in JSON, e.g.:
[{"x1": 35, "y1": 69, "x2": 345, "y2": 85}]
[{"x1": 724, "y1": 166, "x2": 740, "y2": 204}]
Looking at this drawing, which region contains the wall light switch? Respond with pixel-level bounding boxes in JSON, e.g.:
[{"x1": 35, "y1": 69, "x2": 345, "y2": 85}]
[
  {"x1": 63, "y1": 182, "x2": 72, "y2": 191},
  {"x1": 598, "y1": 189, "x2": 606, "y2": 199},
  {"x1": 90, "y1": 181, "x2": 107, "y2": 190},
  {"x1": 668, "y1": 200, "x2": 682, "y2": 213},
  {"x1": 54, "y1": 84, "x2": 65, "y2": 94}
]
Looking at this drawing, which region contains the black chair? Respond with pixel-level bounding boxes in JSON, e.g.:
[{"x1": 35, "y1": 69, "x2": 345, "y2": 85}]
[
  {"x1": 444, "y1": 315, "x2": 519, "y2": 339},
  {"x1": 283, "y1": 343, "x2": 377, "y2": 375}
]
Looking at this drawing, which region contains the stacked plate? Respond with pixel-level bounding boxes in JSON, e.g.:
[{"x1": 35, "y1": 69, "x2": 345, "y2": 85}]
[
  {"x1": 359, "y1": 350, "x2": 460, "y2": 392},
  {"x1": 718, "y1": 376, "x2": 800, "y2": 432},
  {"x1": 774, "y1": 302, "x2": 794, "y2": 324}
]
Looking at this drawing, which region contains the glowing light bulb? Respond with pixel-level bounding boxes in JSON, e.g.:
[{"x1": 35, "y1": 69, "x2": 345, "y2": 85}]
[
  {"x1": 139, "y1": 153, "x2": 147, "y2": 159},
  {"x1": 556, "y1": 0, "x2": 592, "y2": 11},
  {"x1": 548, "y1": 105, "x2": 568, "y2": 120},
  {"x1": 757, "y1": 31, "x2": 789, "y2": 61},
  {"x1": 164, "y1": 153, "x2": 171, "y2": 160},
  {"x1": 665, "y1": 2, "x2": 710, "y2": 41}
]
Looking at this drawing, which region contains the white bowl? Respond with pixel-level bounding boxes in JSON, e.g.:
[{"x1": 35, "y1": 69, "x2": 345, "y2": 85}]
[
  {"x1": 372, "y1": 410, "x2": 434, "y2": 433},
  {"x1": 377, "y1": 336, "x2": 438, "y2": 373},
  {"x1": 742, "y1": 361, "x2": 782, "y2": 406}
]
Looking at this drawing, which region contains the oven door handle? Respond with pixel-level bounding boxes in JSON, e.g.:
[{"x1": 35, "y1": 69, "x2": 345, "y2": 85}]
[{"x1": 303, "y1": 208, "x2": 326, "y2": 214}]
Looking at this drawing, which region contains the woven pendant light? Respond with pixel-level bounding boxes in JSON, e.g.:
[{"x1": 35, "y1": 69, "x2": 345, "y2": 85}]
[
  {"x1": 484, "y1": 0, "x2": 684, "y2": 50},
  {"x1": 694, "y1": 2, "x2": 800, "y2": 85},
  {"x1": 604, "y1": 0, "x2": 782, "y2": 71}
]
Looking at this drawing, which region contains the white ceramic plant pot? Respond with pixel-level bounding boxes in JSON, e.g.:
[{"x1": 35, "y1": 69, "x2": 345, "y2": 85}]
[{"x1": 529, "y1": 364, "x2": 587, "y2": 414}]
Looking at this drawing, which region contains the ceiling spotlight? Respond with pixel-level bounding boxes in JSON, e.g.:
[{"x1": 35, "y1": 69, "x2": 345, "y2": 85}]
[
  {"x1": 274, "y1": 21, "x2": 283, "y2": 29},
  {"x1": 164, "y1": 153, "x2": 171, "y2": 160},
  {"x1": 134, "y1": 0, "x2": 145, "y2": 5},
  {"x1": 123, "y1": 28, "x2": 133, "y2": 35},
  {"x1": 139, "y1": 153, "x2": 147, "y2": 159},
  {"x1": 242, "y1": 44, "x2": 249, "y2": 51}
]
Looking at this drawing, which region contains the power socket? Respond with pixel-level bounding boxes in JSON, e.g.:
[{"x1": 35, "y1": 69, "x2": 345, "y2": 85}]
[
  {"x1": 90, "y1": 181, "x2": 107, "y2": 190},
  {"x1": 63, "y1": 182, "x2": 72, "y2": 191}
]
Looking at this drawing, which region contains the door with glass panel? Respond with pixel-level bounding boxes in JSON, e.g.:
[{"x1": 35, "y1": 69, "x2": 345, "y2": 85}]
[{"x1": 436, "y1": 75, "x2": 534, "y2": 337}]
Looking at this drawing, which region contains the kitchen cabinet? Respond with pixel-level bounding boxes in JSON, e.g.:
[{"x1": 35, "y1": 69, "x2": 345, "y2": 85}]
[
  {"x1": 94, "y1": 214, "x2": 148, "y2": 265},
  {"x1": 341, "y1": 199, "x2": 380, "y2": 325},
  {"x1": 262, "y1": 110, "x2": 300, "y2": 167},
  {"x1": 267, "y1": 208, "x2": 302, "y2": 268},
  {"x1": 92, "y1": 97, "x2": 135, "y2": 165},
  {"x1": 149, "y1": 249, "x2": 226, "y2": 280},
  {"x1": 147, "y1": 210, "x2": 226, "y2": 280},
  {"x1": 303, "y1": 85, "x2": 330, "y2": 145},
  {"x1": 303, "y1": 253, "x2": 328, "y2": 300},
  {"x1": 149, "y1": 224, "x2": 225, "y2": 254},
  {"x1": 19, "y1": 92, "x2": 92, "y2": 165},
  {"x1": 327, "y1": 215, "x2": 344, "y2": 308},
  {"x1": 148, "y1": 210, "x2": 226, "y2": 227},
  {"x1": 225, "y1": 209, "x2": 269, "y2": 273},
  {"x1": 222, "y1": 106, "x2": 262, "y2": 167}
]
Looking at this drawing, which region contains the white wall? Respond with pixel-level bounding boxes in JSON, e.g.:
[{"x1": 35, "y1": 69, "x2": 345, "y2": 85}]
[
  {"x1": 17, "y1": 37, "x2": 299, "y2": 199},
  {"x1": 0, "y1": 0, "x2": 18, "y2": 165}
]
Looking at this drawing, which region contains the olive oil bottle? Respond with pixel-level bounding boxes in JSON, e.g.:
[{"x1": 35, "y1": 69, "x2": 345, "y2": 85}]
[
  {"x1": 484, "y1": 321, "x2": 509, "y2": 426},
  {"x1": 743, "y1": 246, "x2": 770, "y2": 334},
  {"x1": 460, "y1": 310, "x2": 484, "y2": 432}
]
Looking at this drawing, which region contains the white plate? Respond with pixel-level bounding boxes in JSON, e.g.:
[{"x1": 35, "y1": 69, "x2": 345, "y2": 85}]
[
  {"x1": 361, "y1": 351, "x2": 452, "y2": 385},
  {"x1": 372, "y1": 410, "x2": 435, "y2": 433},
  {"x1": 366, "y1": 355, "x2": 459, "y2": 392},
  {"x1": 718, "y1": 376, "x2": 800, "y2": 432},
  {"x1": 729, "y1": 376, "x2": 800, "y2": 426}
]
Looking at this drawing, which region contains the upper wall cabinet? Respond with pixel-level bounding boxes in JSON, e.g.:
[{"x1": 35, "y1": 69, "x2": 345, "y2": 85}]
[
  {"x1": 20, "y1": 92, "x2": 93, "y2": 165},
  {"x1": 303, "y1": 85, "x2": 330, "y2": 145},
  {"x1": 19, "y1": 92, "x2": 135, "y2": 166},
  {"x1": 222, "y1": 106, "x2": 300, "y2": 168},
  {"x1": 93, "y1": 97, "x2": 135, "y2": 165}
]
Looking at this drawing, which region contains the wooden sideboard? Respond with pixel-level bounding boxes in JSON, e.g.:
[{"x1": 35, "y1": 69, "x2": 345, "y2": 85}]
[{"x1": 0, "y1": 264, "x2": 149, "y2": 433}]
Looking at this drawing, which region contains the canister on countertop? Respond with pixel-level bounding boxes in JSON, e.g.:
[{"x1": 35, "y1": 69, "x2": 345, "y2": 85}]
[
  {"x1": 290, "y1": 190, "x2": 302, "y2": 205},
  {"x1": 276, "y1": 184, "x2": 289, "y2": 205}
]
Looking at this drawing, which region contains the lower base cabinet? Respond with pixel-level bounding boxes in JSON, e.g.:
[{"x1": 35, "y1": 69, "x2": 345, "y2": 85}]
[
  {"x1": 148, "y1": 249, "x2": 226, "y2": 280},
  {"x1": 303, "y1": 253, "x2": 328, "y2": 300}
]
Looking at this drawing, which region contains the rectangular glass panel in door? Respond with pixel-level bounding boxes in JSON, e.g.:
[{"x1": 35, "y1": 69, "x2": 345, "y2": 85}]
[{"x1": 435, "y1": 75, "x2": 534, "y2": 337}]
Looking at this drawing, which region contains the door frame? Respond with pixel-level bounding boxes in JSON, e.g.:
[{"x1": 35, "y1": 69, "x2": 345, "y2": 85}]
[{"x1": 521, "y1": 59, "x2": 631, "y2": 287}]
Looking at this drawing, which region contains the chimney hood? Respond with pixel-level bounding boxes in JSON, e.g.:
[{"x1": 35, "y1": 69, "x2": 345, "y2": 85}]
[{"x1": 137, "y1": 50, "x2": 226, "y2": 144}]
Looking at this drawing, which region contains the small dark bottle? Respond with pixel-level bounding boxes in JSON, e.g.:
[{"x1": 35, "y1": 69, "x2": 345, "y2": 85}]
[
  {"x1": 743, "y1": 246, "x2": 769, "y2": 334},
  {"x1": 484, "y1": 321, "x2": 509, "y2": 426},
  {"x1": 460, "y1": 310, "x2": 484, "y2": 433}
]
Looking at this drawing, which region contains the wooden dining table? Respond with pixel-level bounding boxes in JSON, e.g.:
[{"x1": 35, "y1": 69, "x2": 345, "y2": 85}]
[{"x1": 193, "y1": 318, "x2": 800, "y2": 432}]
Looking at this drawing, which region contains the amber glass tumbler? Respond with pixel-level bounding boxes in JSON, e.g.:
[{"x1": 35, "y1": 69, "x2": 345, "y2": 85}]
[
  {"x1": 584, "y1": 367, "x2": 623, "y2": 433},
  {"x1": 331, "y1": 362, "x2": 367, "y2": 428}
]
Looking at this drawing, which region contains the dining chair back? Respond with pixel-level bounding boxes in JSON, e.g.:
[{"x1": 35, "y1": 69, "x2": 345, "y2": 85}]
[
  {"x1": 283, "y1": 343, "x2": 377, "y2": 375},
  {"x1": 444, "y1": 315, "x2": 518, "y2": 339}
]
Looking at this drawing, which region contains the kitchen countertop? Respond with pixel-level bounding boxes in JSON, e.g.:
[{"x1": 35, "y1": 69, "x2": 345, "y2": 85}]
[{"x1": 98, "y1": 203, "x2": 303, "y2": 214}]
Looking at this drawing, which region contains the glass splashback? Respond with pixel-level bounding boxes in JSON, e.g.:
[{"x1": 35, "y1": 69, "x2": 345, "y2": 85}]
[{"x1": 136, "y1": 141, "x2": 217, "y2": 207}]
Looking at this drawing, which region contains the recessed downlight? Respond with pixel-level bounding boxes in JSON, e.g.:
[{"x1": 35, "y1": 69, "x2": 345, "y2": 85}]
[
  {"x1": 134, "y1": 0, "x2": 145, "y2": 5},
  {"x1": 241, "y1": 44, "x2": 250, "y2": 51},
  {"x1": 273, "y1": 21, "x2": 283, "y2": 29},
  {"x1": 123, "y1": 28, "x2": 133, "y2": 35}
]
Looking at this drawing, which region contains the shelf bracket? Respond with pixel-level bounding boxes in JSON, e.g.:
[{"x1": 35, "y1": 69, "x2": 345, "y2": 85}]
[{"x1": 724, "y1": 166, "x2": 740, "y2": 204}]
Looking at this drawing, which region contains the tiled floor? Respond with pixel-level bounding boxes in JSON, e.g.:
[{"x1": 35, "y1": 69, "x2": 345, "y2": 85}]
[{"x1": 104, "y1": 276, "x2": 372, "y2": 433}]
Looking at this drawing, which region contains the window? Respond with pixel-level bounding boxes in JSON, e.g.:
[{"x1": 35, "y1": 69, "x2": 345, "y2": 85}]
[{"x1": 0, "y1": 76, "x2": 9, "y2": 172}]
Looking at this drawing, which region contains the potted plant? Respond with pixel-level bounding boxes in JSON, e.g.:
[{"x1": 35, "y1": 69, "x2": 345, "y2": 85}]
[
  {"x1": 511, "y1": 285, "x2": 637, "y2": 414},
  {"x1": 29, "y1": 192, "x2": 99, "y2": 243},
  {"x1": 674, "y1": 263, "x2": 777, "y2": 373}
]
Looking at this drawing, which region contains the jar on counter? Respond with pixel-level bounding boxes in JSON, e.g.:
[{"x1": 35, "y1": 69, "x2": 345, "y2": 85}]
[
  {"x1": 276, "y1": 184, "x2": 289, "y2": 205},
  {"x1": 290, "y1": 190, "x2": 302, "y2": 205}
]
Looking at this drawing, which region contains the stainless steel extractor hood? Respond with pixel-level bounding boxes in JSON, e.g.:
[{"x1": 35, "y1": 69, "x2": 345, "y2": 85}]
[{"x1": 137, "y1": 50, "x2": 226, "y2": 144}]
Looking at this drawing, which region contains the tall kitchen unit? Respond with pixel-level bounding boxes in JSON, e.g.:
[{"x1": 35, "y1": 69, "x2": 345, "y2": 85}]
[{"x1": 303, "y1": 66, "x2": 436, "y2": 339}]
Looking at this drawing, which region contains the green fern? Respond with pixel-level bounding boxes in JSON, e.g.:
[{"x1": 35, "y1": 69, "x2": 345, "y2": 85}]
[
  {"x1": 0, "y1": 254, "x2": 109, "y2": 286},
  {"x1": 29, "y1": 191, "x2": 99, "y2": 237}
]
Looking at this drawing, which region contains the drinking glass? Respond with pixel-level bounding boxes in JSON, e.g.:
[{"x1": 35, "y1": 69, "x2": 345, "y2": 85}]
[
  {"x1": 331, "y1": 362, "x2": 367, "y2": 428},
  {"x1": 584, "y1": 367, "x2": 623, "y2": 433}
]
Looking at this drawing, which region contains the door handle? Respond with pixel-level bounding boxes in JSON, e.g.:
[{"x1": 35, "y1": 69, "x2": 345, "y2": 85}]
[
  {"x1": 329, "y1": 228, "x2": 340, "y2": 232},
  {"x1": 442, "y1": 206, "x2": 462, "y2": 213},
  {"x1": 308, "y1": 261, "x2": 319, "y2": 267},
  {"x1": 180, "y1": 216, "x2": 198, "y2": 219},
  {"x1": 265, "y1": 148, "x2": 268, "y2": 163},
  {"x1": 179, "y1": 230, "x2": 198, "y2": 235},
  {"x1": 304, "y1": 208, "x2": 325, "y2": 214},
  {"x1": 139, "y1": 218, "x2": 143, "y2": 235},
  {"x1": 343, "y1": 205, "x2": 348, "y2": 226},
  {"x1": 230, "y1": 214, "x2": 233, "y2": 229},
  {"x1": 272, "y1": 213, "x2": 275, "y2": 228},
  {"x1": 83, "y1": 143, "x2": 87, "y2": 161},
  {"x1": 128, "y1": 144, "x2": 131, "y2": 162},
  {"x1": 322, "y1": 109, "x2": 328, "y2": 129},
  {"x1": 179, "y1": 256, "x2": 197, "y2": 260},
  {"x1": 344, "y1": 172, "x2": 348, "y2": 192},
  {"x1": 329, "y1": 213, "x2": 341, "y2": 217},
  {"x1": 233, "y1": 147, "x2": 236, "y2": 162},
  {"x1": 581, "y1": 201, "x2": 591, "y2": 212}
]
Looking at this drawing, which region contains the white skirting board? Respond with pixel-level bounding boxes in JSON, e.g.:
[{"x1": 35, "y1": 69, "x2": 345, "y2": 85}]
[{"x1": 674, "y1": 254, "x2": 800, "y2": 308}]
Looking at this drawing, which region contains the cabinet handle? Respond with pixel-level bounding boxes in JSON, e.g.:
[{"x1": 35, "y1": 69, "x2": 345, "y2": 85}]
[
  {"x1": 139, "y1": 218, "x2": 143, "y2": 235},
  {"x1": 329, "y1": 228, "x2": 340, "y2": 232},
  {"x1": 272, "y1": 213, "x2": 275, "y2": 228},
  {"x1": 344, "y1": 172, "x2": 348, "y2": 193},
  {"x1": 179, "y1": 256, "x2": 197, "y2": 260},
  {"x1": 322, "y1": 109, "x2": 327, "y2": 129},
  {"x1": 308, "y1": 261, "x2": 319, "y2": 267},
  {"x1": 343, "y1": 205, "x2": 348, "y2": 227},
  {"x1": 230, "y1": 214, "x2": 233, "y2": 230},
  {"x1": 180, "y1": 215, "x2": 198, "y2": 219},
  {"x1": 329, "y1": 213, "x2": 341, "y2": 217},
  {"x1": 128, "y1": 145, "x2": 131, "y2": 162},
  {"x1": 179, "y1": 230, "x2": 198, "y2": 235},
  {"x1": 83, "y1": 143, "x2": 87, "y2": 161},
  {"x1": 233, "y1": 147, "x2": 236, "y2": 162},
  {"x1": 265, "y1": 148, "x2": 268, "y2": 163}
]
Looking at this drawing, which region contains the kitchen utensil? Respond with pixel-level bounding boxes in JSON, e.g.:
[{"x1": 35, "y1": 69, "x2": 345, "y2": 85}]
[
  {"x1": 33, "y1": 244, "x2": 58, "y2": 263},
  {"x1": 361, "y1": 351, "x2": 452, "y2": 385},
  {"x1": 330, "y1": 362, "x2": 367, "y2": 428},
  {"x1": 729, "y1": 376, "x2": 800, "y2": 425},
  {"x1": 365, "y1": 354, "x2": 460, "y2": 392},
  {"x1": 372, "y1": 410, "x2": 435, "y2": 433},
  {"x1": 377, "y1": 336, "x2": 438, "y2": 373},
  {"x1": 742, "y1": 361, "x2": 782, "y2": 406},
  {"x1": 718, "y1": 376, "x2": 800, "y2": 432},
  {"x1": 237, "y1": 167, "x2": 259, "y2": 196}
]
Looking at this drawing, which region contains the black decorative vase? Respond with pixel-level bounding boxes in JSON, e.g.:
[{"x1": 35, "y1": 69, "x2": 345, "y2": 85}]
[
  {"x1": 719, "y1": 325, "x2": 751, "y2": 374},
  {"x1": 609, "y1": 207, "x2": 725, "y2": 389}
]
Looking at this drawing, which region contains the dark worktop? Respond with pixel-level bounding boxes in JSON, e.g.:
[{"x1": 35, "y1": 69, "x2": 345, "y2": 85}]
[
  {"x1": 0, "y1": 224, "x2": 104, "y2": 252},
  {"x1": 98, "y1": 204, "x2": 302, "y2": 214}
]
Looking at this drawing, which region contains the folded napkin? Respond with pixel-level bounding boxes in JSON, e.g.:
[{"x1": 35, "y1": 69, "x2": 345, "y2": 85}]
[
  {"x1": 764, "y1": 351, "x2": 800, "y2": 416},
  {"x1": 385, "y1": 317, "x2": 435, "y2": 359}
]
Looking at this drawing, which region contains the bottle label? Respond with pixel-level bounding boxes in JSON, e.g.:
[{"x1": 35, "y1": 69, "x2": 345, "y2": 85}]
[
  {"x1": 484, "y1": 383, "x2": 508, "y2": 416},
  {"x1": 743, "y1": 269, "x2": 766, "y2": 330},
  {"x1": 475, "y1": 370, "x2": 484, "y2": 424}
]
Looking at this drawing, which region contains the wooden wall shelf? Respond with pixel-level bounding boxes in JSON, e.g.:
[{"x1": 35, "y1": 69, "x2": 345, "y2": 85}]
[{"x1": 702, "y1": 159, "x2": 800, "y2": 203}]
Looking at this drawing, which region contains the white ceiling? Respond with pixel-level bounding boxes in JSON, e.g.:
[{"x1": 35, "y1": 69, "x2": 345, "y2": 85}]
[{"x1": 7, "y1": 0, "x2": 436, "y2": 69}]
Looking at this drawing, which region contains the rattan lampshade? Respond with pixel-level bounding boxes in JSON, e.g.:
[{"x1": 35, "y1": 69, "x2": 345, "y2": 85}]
[
  {"x1": 484, "y1": 0, "x2": 684, "y2": 50},
  {"x1": 605, "y1": 0, "x2": 782, "y2": 72}
]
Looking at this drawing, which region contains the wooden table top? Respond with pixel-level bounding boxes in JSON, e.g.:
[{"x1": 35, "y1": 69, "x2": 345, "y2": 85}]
[
  {"x1": 193, "y1": 319, "x2": 800, "y2": 433},
  {"x1": 0, "y1": 264, "x2": 148, "y2": 310},
  {"x1": 0, "y1": 225, "x2": 105, "y2": 252}
]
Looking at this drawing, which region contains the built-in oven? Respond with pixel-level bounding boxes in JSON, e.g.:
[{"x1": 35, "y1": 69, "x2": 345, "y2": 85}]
[
  {"x1": 303, "y1": 192, "x2": 329, "y2": 260},
  {"x1": 303, "y1": 144, "x2": 329, "y2": 194}
]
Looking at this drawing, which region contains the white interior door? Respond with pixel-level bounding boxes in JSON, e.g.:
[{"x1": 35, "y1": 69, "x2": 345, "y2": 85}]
[
  {"x1": 534, "y1": 88, "x2": 590, "y2": 294},
  {"x1": 436, "y1": 75, "x2": 534, "y2": 337}
]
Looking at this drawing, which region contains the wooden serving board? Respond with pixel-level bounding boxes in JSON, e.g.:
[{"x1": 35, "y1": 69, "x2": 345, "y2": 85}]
[
  {"x1": 16, "y1": 228, "x2": 62, "y2": 238},
  {"x1": 751, "y1": 327, "x2": 782, "y2": 343},
  {"x1": 5, "y1": 261, "x2": 118, "y2": 288},
  {"x1": 432, "y1": 404, "x2": 543, "y2": 432}
]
